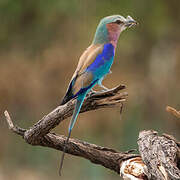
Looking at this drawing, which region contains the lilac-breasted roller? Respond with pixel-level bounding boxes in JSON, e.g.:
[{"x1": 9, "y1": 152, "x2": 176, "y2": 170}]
[{"x1": 59, "y1": 15, "x2": 137, "y2": 174}]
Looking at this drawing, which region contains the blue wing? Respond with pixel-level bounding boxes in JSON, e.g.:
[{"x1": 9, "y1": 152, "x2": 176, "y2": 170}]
[{"x1": 61, "y1": 43, "x2": 115, "y2": 105}]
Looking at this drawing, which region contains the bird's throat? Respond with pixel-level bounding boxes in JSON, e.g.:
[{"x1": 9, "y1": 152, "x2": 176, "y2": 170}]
[
  {"x1": 93, "y1": 23, "x2": 121, "y2": 48},
  {"x1": 106, "y1": 23, "x2": 121, "y2": 48}
]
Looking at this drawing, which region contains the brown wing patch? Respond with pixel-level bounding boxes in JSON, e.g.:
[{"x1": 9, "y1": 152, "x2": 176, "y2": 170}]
[
  {"x1": 71, "y1": 44, "x2": 103, "y2": 81},
  {"x1": 69, "y1": 43, "x2": 103, "y2": 95},
  {"x1": 72, "y1": 72, "x2": 93, "y2": 95}
]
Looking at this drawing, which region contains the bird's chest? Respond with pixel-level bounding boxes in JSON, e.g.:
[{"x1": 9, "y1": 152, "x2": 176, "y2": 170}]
[{"x1": 87, "y1": 43, "x2": 115, "y2": 78}]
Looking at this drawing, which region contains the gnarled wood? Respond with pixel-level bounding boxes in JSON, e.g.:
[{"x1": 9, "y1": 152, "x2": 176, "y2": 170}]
[{"x1": 138, "y1": 130, "x2": 180, "y2": 180}]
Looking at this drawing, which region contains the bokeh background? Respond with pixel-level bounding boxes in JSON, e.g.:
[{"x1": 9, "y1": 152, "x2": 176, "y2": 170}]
[{"x1": 0, "y1": 0, "x2": 180, "y2": 179}]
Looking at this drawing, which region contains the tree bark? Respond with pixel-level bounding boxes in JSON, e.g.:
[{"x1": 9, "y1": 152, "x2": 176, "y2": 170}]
[{"x1": 138, "y1": 130, "x2": 180, "y2": 180}]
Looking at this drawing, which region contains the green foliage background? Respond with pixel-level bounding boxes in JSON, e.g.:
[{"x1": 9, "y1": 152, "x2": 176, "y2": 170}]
[{"x1": 0, "y1": 0, "x2": 180, "y2": 179}]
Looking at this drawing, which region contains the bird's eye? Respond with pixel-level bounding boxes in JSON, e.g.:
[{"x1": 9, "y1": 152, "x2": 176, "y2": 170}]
[{"x1": 115, "y1": 20, "x2": 123, "y2": 24}]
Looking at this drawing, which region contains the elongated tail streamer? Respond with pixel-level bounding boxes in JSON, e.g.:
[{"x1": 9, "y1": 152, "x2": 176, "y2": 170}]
[{"x1": 59, "y1": 93, "x2": 86, "y2": 175}]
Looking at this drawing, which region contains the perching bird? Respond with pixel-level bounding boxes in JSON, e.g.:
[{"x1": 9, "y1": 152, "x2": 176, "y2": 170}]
[{"x1": 59, "y1": 15, "x2": 137, "y2": 175}]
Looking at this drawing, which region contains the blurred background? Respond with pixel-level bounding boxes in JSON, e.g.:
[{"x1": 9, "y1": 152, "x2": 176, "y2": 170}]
[{"x1": 0, "y1": 0, "x2": 180, "y2": 179}]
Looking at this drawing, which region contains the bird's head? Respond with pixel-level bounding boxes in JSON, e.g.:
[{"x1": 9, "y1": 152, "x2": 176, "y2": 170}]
[
  {"x1": 93, "y1": 15, "x2": 138, "y2": 46},
  {"x1": 101, "y1": 15, "x2": 138, "y2": 31}
]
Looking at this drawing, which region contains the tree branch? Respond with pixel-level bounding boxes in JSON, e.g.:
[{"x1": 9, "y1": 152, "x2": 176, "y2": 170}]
[
  {"x1": 4, "y1": 110, "x2": 26, "y2": 136},
  {"x1": 5, "y1": 85, "x2": 138, "y2": 175},
  {"x1": 4, "y1": 85, "x2": 180, "y2": 179},
  {"x1": 166, "y1": 106, "x2": 180, "y2": 119},
  {"x1": 4, "y1": 107, "x2": 138, "y2": 174},
  {"x1": 23, "y1": 84, "x2": 127, "y2": 145}
]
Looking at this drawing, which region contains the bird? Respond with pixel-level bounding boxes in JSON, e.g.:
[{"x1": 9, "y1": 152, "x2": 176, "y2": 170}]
[{"x1": 59, "y1": 14, "x2": 137, "y2": 175}]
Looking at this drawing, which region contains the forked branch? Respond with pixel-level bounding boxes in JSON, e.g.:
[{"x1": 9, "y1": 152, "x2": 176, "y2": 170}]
[
  {"x1": 4, "y1": 85, "x2": 180, "y2": 179},
  {"x1": 5, "y1": 85, "x2": 137, "y2": 175}
]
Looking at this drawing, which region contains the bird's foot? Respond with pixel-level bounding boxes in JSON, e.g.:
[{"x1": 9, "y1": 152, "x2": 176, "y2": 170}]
[
  {"x1": 87, "y1": 89, "x2": 97, "y2": 97},
  {"x1": 90, "y1": 89, "x2": 97, "y2": 93},
  {"x1": 99, "y1": 84, "x2": 110, "y2": 92}
]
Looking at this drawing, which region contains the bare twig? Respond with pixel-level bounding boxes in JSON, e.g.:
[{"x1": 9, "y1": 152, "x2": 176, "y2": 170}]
[
  {"x1": 4, "y1": 110, "x2": 26, "y2": 136},
  {"x1": 166, "y1": 106, "x2": 180, "y2": 118}
]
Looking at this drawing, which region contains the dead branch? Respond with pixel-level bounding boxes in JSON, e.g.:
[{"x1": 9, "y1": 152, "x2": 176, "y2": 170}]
[
  {"x1": 166, "y1": 106, "x2": 180, "y2": 118},
  {"x1": 5, "y1": 85, "x2": 137, "y2": 175},
  {"x1": 5, "y1": 110, "x2": 137, "y2": 173},
  {"x1": 4, "y1": 85, "x2": 180, "y2": 179},
  {"x1": 23, "y1": 84, "x2": 127, "y2": 145}
]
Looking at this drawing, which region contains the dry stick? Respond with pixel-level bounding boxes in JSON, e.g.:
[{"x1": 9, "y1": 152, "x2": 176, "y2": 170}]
[
  {"x1": 4, "y1": 85, "x2": 139, "y2": 174},
  {"x1": 166, "y1": 106, "x2": 180, "y2": 118},
  {"x1": 4, "y1": 110, "x2": 26, "y2": 136}
]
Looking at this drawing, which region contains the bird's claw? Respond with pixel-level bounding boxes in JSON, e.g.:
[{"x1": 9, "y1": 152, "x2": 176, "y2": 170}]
[{"x1": 87, "y1": 89, "x2": 97, "y2": 97}]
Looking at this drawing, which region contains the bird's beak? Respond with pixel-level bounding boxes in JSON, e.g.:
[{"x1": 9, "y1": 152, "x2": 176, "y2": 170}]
[{"x1": 125, "y1": 15, "x2": 138, "y2": 28}]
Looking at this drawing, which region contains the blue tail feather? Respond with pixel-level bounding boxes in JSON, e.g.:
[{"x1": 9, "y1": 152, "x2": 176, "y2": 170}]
[
  {"x1": 59, "y1": 92, "x2": 87, "y2": 175},
  {"x1": 69, "y1": 94, "x2": 86, "y2": 132},
  {"x1": 59, "y1": 79, "x2": 98, "y2": 175}
]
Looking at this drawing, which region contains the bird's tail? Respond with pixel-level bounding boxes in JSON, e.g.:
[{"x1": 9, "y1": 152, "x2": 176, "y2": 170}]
[{"x1": 59, "y1": 92, "x2": 87, "y2": 176}]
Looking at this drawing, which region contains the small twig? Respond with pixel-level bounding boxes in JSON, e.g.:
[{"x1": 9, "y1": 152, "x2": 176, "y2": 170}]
[
  {"x1": 4, "y1": 110, "x2": 14, "y2": 129},
  {"x1": 4, "y1": 110, "x2": 26, "y2": 136},
  {"x1": 166, "y1": 106, "x2": 180, "y2": 118}
]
